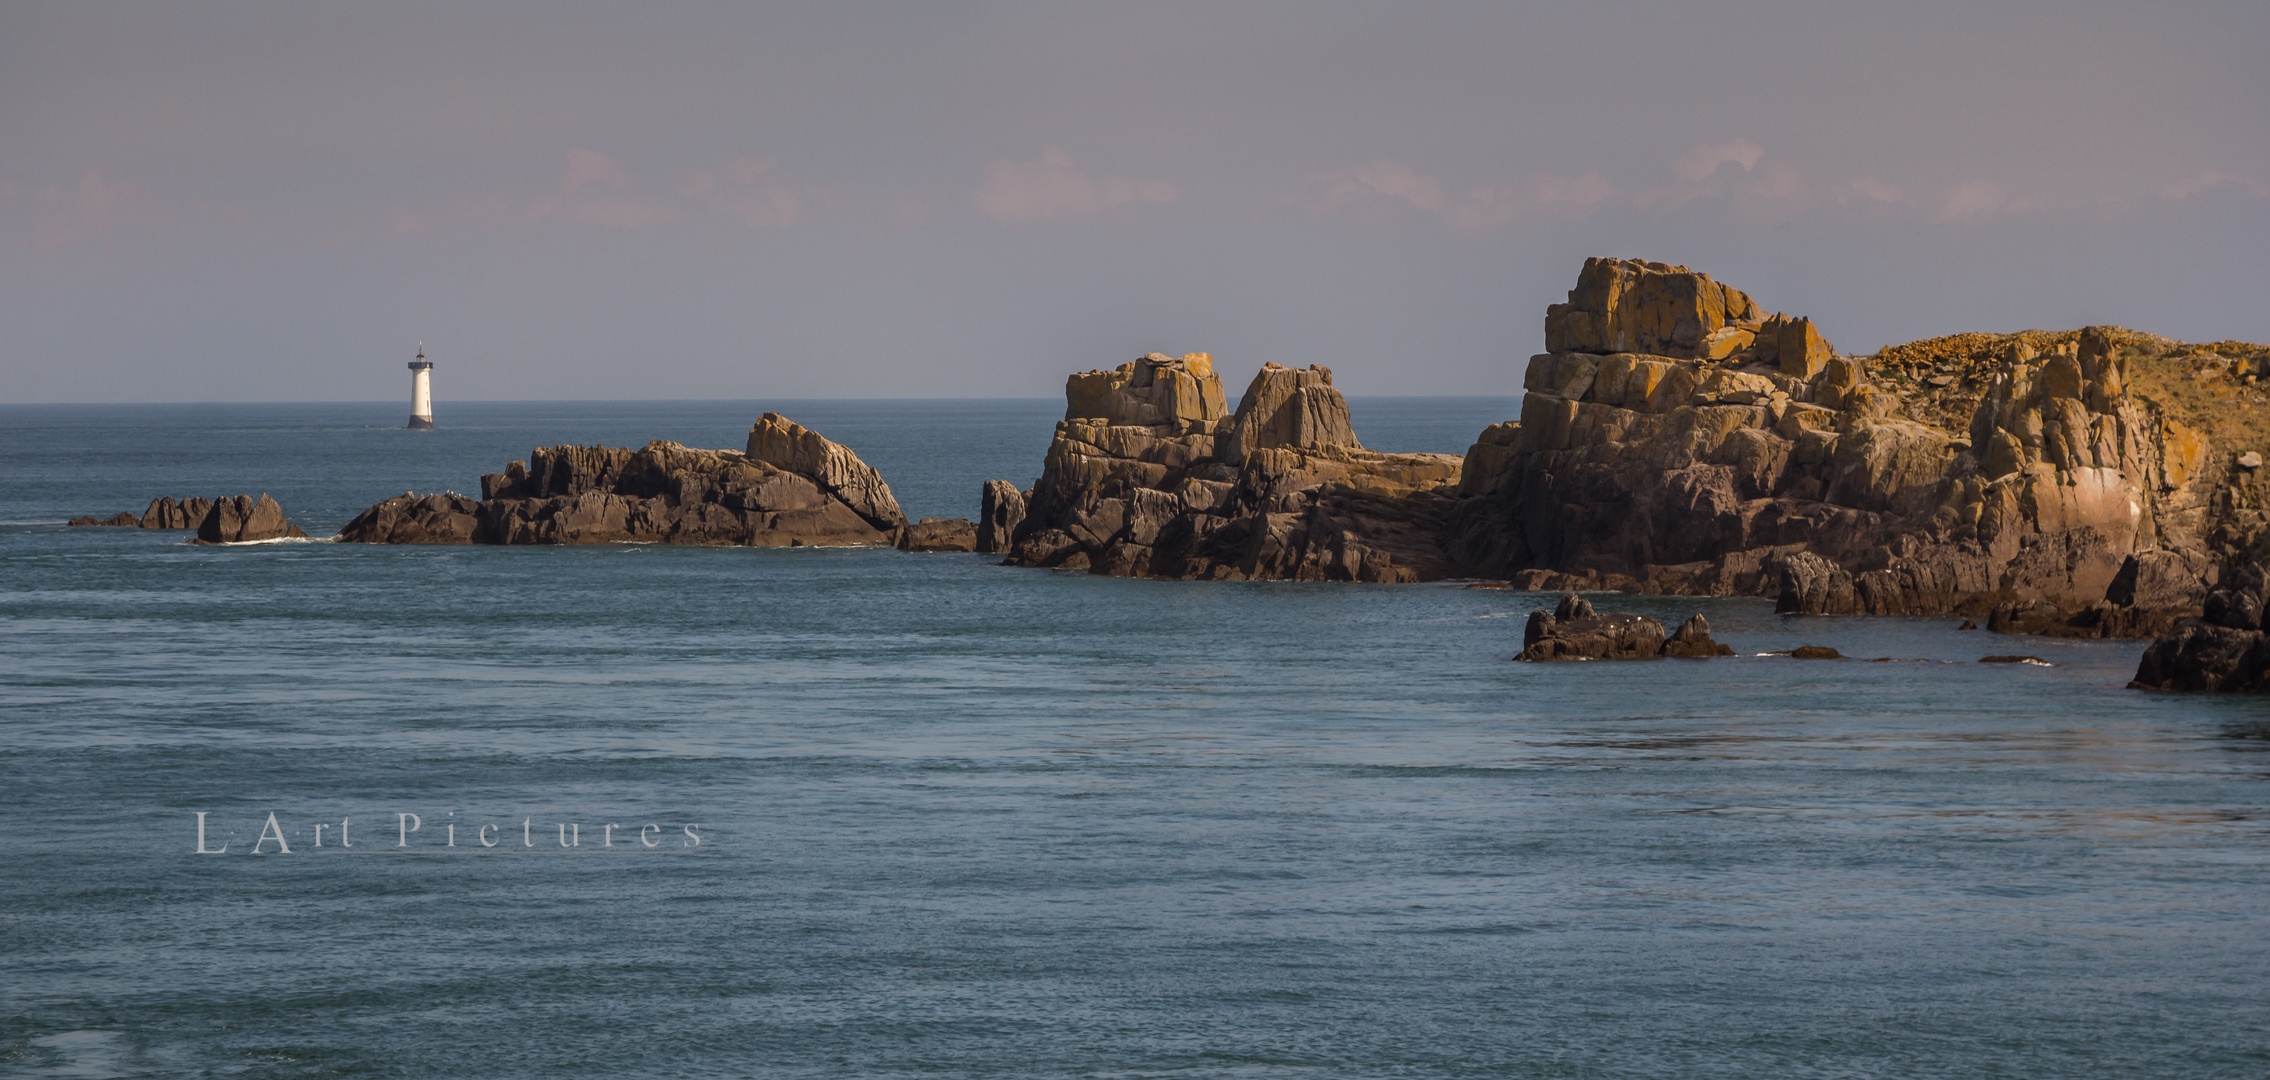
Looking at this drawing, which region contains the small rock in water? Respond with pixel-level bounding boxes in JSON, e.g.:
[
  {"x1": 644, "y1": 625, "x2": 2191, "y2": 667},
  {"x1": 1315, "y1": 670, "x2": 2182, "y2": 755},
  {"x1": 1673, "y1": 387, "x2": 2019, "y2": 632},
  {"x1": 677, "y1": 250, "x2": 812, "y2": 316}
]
[
  {"x1": 1979, "y1": 655, "x2": 2052, "y2": 665},
  {"x1": 1790, "y1": 646, "x2": 1843, "y2": 659},
  {"x1": 1957, "y1": 619, "x2": 1978, "y2": 630}
]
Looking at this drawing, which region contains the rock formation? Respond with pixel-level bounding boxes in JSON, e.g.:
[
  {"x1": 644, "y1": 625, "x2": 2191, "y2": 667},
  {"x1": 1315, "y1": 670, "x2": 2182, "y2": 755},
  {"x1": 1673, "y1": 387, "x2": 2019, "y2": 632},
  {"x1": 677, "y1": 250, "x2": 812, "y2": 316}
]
[
  {"x1": 987, "y1": 353, "x2": 1464, "y2": 581},
  {"x1": 336, "y1": 413, "x2": 908, "y2": 547},
  {"x1": 898, "y1": 518, "x2": 978, "y2": 552},
  {"x1": 69, "y1": 495, "x2": 303, "y2": 541},
  {"x1": 2131, "y1": 534, "x2": 2270, "y2": 691},
  {"x1": 1451, "y1": 257, "x2": 2238, "y2": 636},
  {"x1": 196, "y1": 494, "x2": 306, "y2": 543},
  {"x1": 1516, "y1": 593, "x2": 1732, "y2": 660}
]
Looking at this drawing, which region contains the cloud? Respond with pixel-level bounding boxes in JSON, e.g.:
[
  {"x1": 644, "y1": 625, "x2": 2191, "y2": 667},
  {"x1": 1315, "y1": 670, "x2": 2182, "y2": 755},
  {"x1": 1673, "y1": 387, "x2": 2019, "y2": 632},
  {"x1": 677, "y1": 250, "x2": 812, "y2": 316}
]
[
  {"x1": 972, "y1": 150, "x2": 1174, "y2": 225},
  {"x1": 1834, "y1": 177, "x2": 1905, "y2": 205},
  {"x1": 2159, "y1": 169, "x2": 2267, "y2": 200},
  {"x1": 1672, "y1": 139, "x2": 1764, "y2": 183},
  {"x1": 560, "y1": 147, "x2": 636, "y2": 192},
  {"x1": 1937, "y1": 180, "x2": 2008, "y2": 222},
  {"x1": 11, "y1": 169, "x2": 164, "y2": 248},
  {"x1": 1442, "y1": 172, "x2": 1616, "y2": 229},
  {"x1": 678, "y1": 154, "x2": 832, "y2": 231},
  {"x1": 1308, "y1": 159, "x2": 1449, "y2": 214}
]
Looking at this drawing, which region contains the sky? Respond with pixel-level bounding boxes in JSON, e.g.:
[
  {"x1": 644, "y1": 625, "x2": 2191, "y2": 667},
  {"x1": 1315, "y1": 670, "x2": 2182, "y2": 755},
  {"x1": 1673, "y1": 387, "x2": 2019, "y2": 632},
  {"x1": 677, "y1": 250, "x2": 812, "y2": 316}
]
[{"x1": 3, "y1": 1, "x2": 2266, "y2": 403}]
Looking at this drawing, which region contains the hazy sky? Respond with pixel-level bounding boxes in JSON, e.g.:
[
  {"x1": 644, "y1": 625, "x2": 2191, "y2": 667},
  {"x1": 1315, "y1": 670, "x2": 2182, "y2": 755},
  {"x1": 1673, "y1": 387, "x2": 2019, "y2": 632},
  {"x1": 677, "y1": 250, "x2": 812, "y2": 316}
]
[{"x1": 4, "y1": 1, "x2": 2265, "y2": 403}]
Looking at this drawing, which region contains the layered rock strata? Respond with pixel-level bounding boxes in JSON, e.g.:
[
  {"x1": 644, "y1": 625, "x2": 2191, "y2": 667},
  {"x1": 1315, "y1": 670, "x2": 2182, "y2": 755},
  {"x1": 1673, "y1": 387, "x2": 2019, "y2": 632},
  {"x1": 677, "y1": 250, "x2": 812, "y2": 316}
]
[
  {"x1": 1451, "y1": 258, "x2": 2226, "y2": 635},
  {"x1": 989, "y1": 353, "x2": 1463, "y2": 581},
  {"x1": 336, "y1": 413, "x2": 908, "y2": 547},
  {"x1": 69, "y1": 494, "x2": 304, "y2": 541}
]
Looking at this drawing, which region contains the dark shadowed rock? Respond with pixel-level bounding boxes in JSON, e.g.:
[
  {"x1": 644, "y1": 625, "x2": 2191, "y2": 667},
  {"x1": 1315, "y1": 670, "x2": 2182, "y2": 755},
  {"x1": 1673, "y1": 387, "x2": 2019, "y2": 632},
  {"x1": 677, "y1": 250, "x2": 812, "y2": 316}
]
[
  {"x1": 1790, "y1": 646, "x2": 1843, "y2": 659},
  {"x1": 978, "y1": 480, "x2": 1028, "y2": 555},
  {"x1": 1519, "y1": 609, "x2": 1667, "y2": 661},
  {"x1": 1662, "y1": 613, "x2": 1735, "y2": 657},
  {"x1": 338, "y1": 418, "x2": 907, "y2": 549},
  {"x1": 194, "y1": 494, "x2": 305, "y2": 544}
]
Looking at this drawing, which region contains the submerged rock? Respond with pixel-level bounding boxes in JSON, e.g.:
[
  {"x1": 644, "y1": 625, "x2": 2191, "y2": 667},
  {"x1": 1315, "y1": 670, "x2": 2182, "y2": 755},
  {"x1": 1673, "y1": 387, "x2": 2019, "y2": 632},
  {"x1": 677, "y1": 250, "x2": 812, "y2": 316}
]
[
  {"x1": 1789, "y1": 646, "x2": 1843, "y2": 659},
  {"x1": 337, "y1": 413, "x2": 908, "y2": 548}
]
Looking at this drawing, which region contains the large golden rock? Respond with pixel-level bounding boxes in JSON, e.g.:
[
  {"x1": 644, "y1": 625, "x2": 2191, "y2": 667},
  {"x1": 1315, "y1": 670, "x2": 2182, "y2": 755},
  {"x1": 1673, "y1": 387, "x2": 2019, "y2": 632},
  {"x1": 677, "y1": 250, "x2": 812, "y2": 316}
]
[
  {"x1": 1543, "y1": 257, "x2": 1762, "y2": 358},
  {"x1": 1064, "y1": 352, "x2": 1227, "y2": 430}
]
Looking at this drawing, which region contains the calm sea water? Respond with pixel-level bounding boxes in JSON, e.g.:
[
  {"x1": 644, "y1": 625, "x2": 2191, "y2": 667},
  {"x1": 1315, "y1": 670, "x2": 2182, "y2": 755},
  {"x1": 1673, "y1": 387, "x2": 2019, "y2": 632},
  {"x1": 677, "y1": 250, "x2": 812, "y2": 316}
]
[{"x1": 3, "y1": 399, "x2": 2268, "y2": 1079}]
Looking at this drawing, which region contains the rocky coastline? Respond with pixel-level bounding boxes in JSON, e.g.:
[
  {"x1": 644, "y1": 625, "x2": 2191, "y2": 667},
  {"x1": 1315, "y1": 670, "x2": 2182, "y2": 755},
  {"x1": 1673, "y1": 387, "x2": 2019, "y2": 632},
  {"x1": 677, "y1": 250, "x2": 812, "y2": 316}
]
[{"x1": 61, "y1": 258, "x2": 2270, "y2": 691}]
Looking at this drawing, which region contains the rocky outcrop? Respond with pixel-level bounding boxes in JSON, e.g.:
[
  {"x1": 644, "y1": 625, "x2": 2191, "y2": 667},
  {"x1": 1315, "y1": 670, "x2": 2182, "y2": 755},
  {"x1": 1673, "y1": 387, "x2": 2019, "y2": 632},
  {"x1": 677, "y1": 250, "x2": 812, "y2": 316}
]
[
  {"x1": 898, "y1": 518, "x2": 978, "y2": 552},
  {"x1": 1516, "y1": 593, "x2": 1732, "y2": 660},
  {"x1": 1451, "y1": 258, "x2": 2228, "y2": 635},
  {"x1": 989, "y1": 353, "x2": 1464, "y2": 581},
  {"x1": 70, "y1": 495, "x2": 303, "y2": 541},
  {"x1": 2131, "y1": 534, "x2": 2270, "y2": 690},
  {"x1": 1662, "y1": 613, "x2": 1735, "y2": 657},
  {"x1": 337, "y1": 413, "x2": 908, "y2": 547},
  {"x1": 195, "y1": 494, "x2": 307, "y2": 543}
]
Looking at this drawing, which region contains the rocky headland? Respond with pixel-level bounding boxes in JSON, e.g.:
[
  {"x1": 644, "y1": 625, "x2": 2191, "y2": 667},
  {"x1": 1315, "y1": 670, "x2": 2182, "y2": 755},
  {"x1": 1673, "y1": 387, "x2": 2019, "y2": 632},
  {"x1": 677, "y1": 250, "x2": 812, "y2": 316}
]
[
  {"x1": 990, "y1": 257, "x2": 2268, "y2": 661},
  {"x1": 70, "y1": 494, "x2": 308, "y2": 543},
  {"x1": 336, "y1": 413, "x2": 958, "y2": 548}
]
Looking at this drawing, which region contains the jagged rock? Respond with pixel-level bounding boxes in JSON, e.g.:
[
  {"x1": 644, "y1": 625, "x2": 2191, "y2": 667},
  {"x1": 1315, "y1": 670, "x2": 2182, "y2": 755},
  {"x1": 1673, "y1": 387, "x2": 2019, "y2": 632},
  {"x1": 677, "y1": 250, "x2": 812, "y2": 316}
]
[
  {"x1": 2132, "y1": 621, "x2": 2270, "y2": 691},
  {"x1": 1450, "y1": 259, "x2": 2226, "y2": 639},
  {"x1": 338, "y1": 417, "x2": 906, "y2": 548},
  {"x1": 142, "y1": 496, "x2": 215, "y2": 530},
  {"x1": 1662, "y1": 613, "x2": 1735, "y2": 657},
  {"x1": 195, "y1": 494, "x2": 306, "y2": 543},
  {"x1": 1543, "y1": 258, "x2": 1763, "y2": 359},
  {"x1": 2131, "y1": 532, "x2": 2270, "y2": 690},
  {"x1": 898, "y1": 518, "x2": 978, "y2": 552},
  {"x1": 978, "y1": 480, "x2": 1028, "y2": 554},
  {"x1": 69, "y1": 496, "x2": 222, "y2": 530},
  {"x1": 1066, "y1": 352, "x2": 1229, "y2": 430},
  {"x1": 1519, "y1": 607, "x2": 1667, "y2": 661},
  {"x1": 336, "y1": 492, "x2": 481, "y2": 544},
  {"x1": 745, "y1": 412, "x2": 907, "y2": 530},
  {"x1": 996, "y1": 354, "x2": 1463, "y2": 582}
]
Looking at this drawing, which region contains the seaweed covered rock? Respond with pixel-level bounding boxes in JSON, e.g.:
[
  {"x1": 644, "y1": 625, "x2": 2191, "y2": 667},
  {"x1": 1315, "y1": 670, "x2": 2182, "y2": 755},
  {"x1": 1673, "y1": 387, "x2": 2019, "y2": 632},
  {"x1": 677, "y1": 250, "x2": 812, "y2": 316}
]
[
  {"x1": 337, "y1": 414, "x2": 906, "y2": 547},
  {"x1": 989, "y1": 353, "x2": 1463, "y2": 581}
]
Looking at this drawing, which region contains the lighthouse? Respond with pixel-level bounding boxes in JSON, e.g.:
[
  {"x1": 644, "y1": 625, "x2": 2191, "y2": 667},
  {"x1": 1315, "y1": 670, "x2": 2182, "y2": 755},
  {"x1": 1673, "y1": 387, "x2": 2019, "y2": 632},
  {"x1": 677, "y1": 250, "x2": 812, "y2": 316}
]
[{"x1": 407, "y1": 344, "x2": 434, "y2": 430}]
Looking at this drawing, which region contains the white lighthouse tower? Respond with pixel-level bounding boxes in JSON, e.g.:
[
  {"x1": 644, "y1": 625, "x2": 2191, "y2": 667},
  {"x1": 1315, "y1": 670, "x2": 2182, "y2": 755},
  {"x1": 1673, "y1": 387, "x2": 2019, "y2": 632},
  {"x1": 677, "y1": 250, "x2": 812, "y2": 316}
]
[{"x1": 407, "y1": 344, "x2": 434, "y2": 430}]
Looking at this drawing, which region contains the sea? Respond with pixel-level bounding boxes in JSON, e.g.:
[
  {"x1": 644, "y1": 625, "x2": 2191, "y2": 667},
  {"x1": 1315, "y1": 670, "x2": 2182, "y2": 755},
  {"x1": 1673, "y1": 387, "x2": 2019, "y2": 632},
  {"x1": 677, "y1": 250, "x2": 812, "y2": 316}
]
[{"x1": 2, "y1": 398, "x2": 2267, "y2": 1079}]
